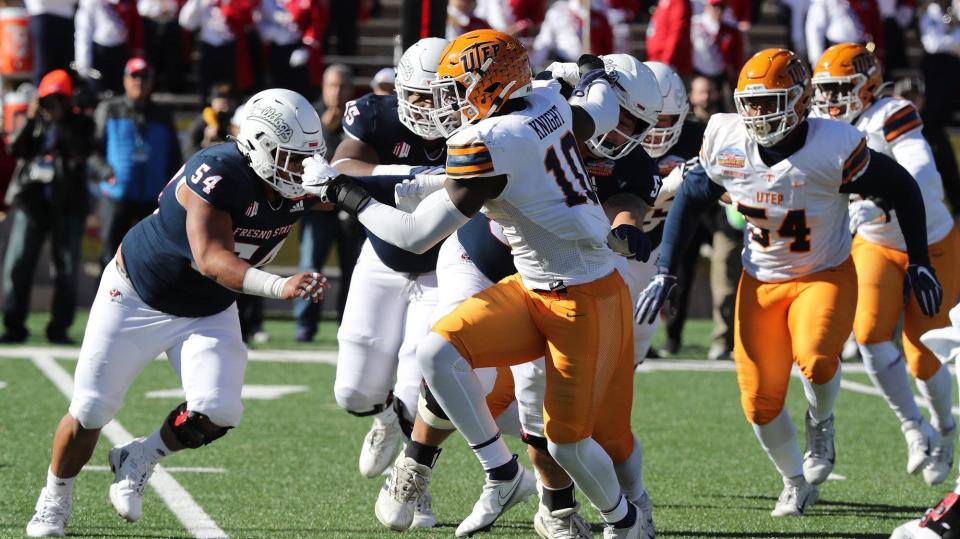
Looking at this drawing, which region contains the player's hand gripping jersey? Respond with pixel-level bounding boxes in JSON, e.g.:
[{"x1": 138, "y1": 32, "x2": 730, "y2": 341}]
[
  {"x1": 446, "y1": 80, "x2": 616, "y2": 289},
  {"x1": 699, "y1": 114, "x2": 870, "y2": 282}
]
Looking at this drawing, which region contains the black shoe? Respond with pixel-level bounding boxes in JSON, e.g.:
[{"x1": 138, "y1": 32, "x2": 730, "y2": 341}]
[
  {"x1": 47, "y1": 332, "x2": 75, "y2": 345},
  {"x1": 294, "y1": 327, "x2": 315, "y2": 343},
  {"x1": 645, "y1": 347, "x2": 661, "y2": 360},
  {"x1": 0, "y1": 330, "x2": 28, "y2": 343}
]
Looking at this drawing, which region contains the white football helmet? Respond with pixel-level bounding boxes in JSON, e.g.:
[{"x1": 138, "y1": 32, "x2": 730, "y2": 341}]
[
  {"x1": 642, "y1": 61, "x2": 689, "y2": 158},
  {"x1": 395, "y1": 37, "x2": 448, "y2": 140},
  {"x1": 237, "y1": 88, "x2": 324, "y2": 199},
  {"x1": 587, "y1": 54, "x2": 663, "y2": 160}
]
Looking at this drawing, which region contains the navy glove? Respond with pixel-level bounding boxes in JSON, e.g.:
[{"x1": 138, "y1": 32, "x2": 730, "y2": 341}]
[
  {"x1": 573, "y1": 56, "x2": 618, "y2": 97},
  {"x1": 635, "y1": 272, "x2": 678, "y2": 325},
  {"x1": 608, "y1": 224, "x2": 652, "y2": 262},
  {"x1": 904, "y1": 263, "x2": 943, "y2": 317}
]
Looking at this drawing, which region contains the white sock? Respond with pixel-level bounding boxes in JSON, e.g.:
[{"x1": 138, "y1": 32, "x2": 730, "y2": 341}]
[
  {"x1": 753, "y1": 408, "x2": 803, "y2": 479},
  {"x1": 613, "y1": 436, "x2": 645, "y2": 503},
  {"x1": 918, "y1": 366, "x2": 956, "y2": 433},
  {"x1": 417, "y1": 333, "x2": 510, "y2": 470},
  {"x1": 861, "y1": 341, "x2": 922, "y2": 424},
  {"x1": 46, "y1": 468, "x2": 74, "y2": 497},
  {"x1": 373, "y1": 403, "x2": 398, "y2": 426},
  {"x1": 142, "y1": 429, "x2": 172, "y2": 462},
  {"x1": 549, "y1": 438, "x2": 623, "y2": 520},
  {"x1": 801, "y1": 364, "x2": 842, "y2": 423}
]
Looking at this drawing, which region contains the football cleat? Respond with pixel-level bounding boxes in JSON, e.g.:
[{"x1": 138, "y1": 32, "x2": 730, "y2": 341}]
[
  {"x1": 533, "y1": 502, "x2": 593, "y2": 539},
  {"x1": 108, "y1": 438, "x2": 158, "y2": 522},
  {"x1": 602, "y1": 502, "x2": 646, "y2": 539},
  {"x1": 890, "y1": 519, "x2": 943, "y2": 539},
  {"x1": 803, "y1": 412, "x2": 835, "y2": 485},
  {"x1": 359, "y1": 407, "x2": 403, "y2": 478},
  {"x1": 771, "y1": 478, "x2": 818, "y2": 517},
  {"x1": 891, "y1": 492, "x2": 960, "y2": 538},
  {"x1": 26, "y1": 488, "x2": 71, "y2": 537},
  {"x1": 902, "y1": 418, "x2": 935, "y2": 475},
  {"x1": 455, "y1": 463, "x2": 537, "y2": 537},
  {"x1": 923, "y1": 427, "x2": 956, "y2": 486},
  {"x1": 633, "y1": 492, "x2": 655, "y2": 539},
  {"x1": 411, "y1": 487, "x2": 437, "y2": 529},
  {"x1": 375, "y1": 455, "x2": 432, "y2": 531}
]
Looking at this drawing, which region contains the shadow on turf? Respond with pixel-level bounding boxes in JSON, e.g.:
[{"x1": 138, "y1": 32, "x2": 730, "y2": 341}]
[
  {"x1": 661, "y1": 532, "x2": 889, "y2": 538},
  {"x1": 721, "y1": 495, "x2": 926, "y2": 518}
]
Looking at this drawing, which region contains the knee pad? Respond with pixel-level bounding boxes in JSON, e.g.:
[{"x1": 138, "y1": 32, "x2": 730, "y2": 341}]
[
  {"x1": 344, "y1": 392, "x2": 392, "y2": 418},
  {"x1": 70, "y1": 397, "x2": 119, "y2": 430},
  {"x1": 804, "y1": 354, "x2": 840, "y2": 385},
  {"x1": 859, "y1": 341, "x2": 901, "y2": 373},
  {"x1": 742, "y1": 393, "x2": 785, "y2": 426},
  {"x1": 165, "y1": 402, "x2": 231, "y2": 449},
  {"x1": 418, "y1": 383, "x2": 454, "y2": 430}
]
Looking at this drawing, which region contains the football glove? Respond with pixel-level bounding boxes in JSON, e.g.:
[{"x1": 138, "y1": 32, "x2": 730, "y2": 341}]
[
  {"x1": 573, "y1": 55, "x2": 618, "y2": 97},
  {"x1": 394, "y1": 173, "x2": 447, "y2": 212},
  {"x1": 635, "y1": 272, "x2": 678, "y2": 325},
  {"x1": 608, "y1": 224, "x2": 652, "y2": 262},
  {"x1": 904, "y1": 263, "x2": 943, "y2": 317},
  {"x1": 542, "y1": 61, "x2": 581, "y2": 87},
  {"x1": 301, "y1": 155, "x2": 339, "y2": 198}
]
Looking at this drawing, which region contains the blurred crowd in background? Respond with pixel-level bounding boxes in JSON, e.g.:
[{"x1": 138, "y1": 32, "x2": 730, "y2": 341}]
[{"x1": 0, "y1": 0, "x2": 957, "y2": 355}]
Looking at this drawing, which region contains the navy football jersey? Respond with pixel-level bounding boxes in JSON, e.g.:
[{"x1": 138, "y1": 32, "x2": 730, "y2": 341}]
[
  {"x1": 122, "y1": 142, "x2": 309, "y2": 317},
  {"x1": 343, "y1": 92, "x2": 446, "y2": 274},
  {"x1": 585, "y1": 145, "x2": 662, "y2": 209},
  {"x1": 457, "y1": 215, "x2": 516, "y2": 283},
  {"x1": 642, "y1": 119, "x2": 707, "y2": 249}
]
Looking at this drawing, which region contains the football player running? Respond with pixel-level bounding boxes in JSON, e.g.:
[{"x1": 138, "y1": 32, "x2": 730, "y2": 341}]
[
  {"x1": 812, "y1": 43, "x2": 960, "y2": 485},
  {"x1": 325, "y1": 38, "x2": 448, "y2": 528},
  {"x1": 304, "y1": 30, "x2": 653, "y2": 538},
  {"x1": 636, "y1": 48, "x2": 943, "y2": 517},
  {"x1": 25, "y1": 89, "x2": 329, "y2": 538},
  {"x1": 372, "y1": 52, "x2": 663, "y2": 538}
]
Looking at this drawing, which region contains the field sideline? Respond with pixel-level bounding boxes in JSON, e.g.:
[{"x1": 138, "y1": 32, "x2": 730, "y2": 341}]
[{"x1": 1, "y1": 333, "x2": 956, "y2": 539}]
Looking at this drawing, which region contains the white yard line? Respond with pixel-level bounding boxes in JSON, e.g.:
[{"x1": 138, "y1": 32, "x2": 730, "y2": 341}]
[
  {"x1": 0, "y1": 346, "x2": 338, "y2": 364},
  {"x1": 29, "y1": 354, "x2": 229, "y2": 539},
  {"x1": 84, "y1": 465, "x2": 227, "y2": 474}
]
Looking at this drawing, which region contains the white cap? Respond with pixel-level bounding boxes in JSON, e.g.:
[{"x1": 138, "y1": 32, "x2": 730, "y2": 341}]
[{"x1": 371, "y1": 67, "x2": 396, "y2": 89}]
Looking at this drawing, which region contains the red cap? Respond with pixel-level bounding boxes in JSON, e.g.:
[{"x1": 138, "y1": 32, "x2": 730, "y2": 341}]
[
  {"x1": 124, "y1": 57, "x2": 153, "y2": 77},
  {"x1": 38, "y1": 69, "x2": 73, "y2": 99}
]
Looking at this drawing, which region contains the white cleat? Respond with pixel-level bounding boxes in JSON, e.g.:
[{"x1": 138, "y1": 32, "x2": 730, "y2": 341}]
[
  {"x1": 26, "y1": 488, "x2": 71, "y2": 537},
  {"x1": 771, "y1": 478, "x2": 819, "y2": 517},
  {"x1": 602, "y1": 503, "x2": 646, "y2": 539},
  {"x1": 375, "y1": 455, "x2": 431, "y2": 531},
  {"x1": 923, "y1": 427, "x2": 955, "y2": 486},
  {"x1": 890, "y1": 519, "x2": 942, "y2": 539},
  {"x1": 455, "y1": 462, "x2": 537, "y2": 537},
  {"x1": 359, "y1": 407, "x2": 403, "y2": 478},
  {"x1": 108, "y1": 438, "x2": 157, "y2": 522},
  {"x1": 803, "y1": 412, "x2": 835, "y2": 485},
  {"x1": 411, "y1": 487, "x2": 437, "y2": 529},
  {"x1": 534, "y1": 502, "x2": 593, "y2": 538},
  {"x1": 902, "y1": 419, "x2": 935, "y2": 475},
  {"x1": 632, "y1": 492, "x2": 655, "y2": 539}
]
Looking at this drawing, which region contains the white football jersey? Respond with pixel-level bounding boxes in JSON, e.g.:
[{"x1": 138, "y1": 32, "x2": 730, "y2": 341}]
[
  {"x1": 852, "y1": 97, "x2": 953, "y2": 251},
  {"x1": 445, "y1": 81, "x2": 615, "y2": 290},
  {"x1": 701, "y1": 114, "x2": 869, "y2": 282}
]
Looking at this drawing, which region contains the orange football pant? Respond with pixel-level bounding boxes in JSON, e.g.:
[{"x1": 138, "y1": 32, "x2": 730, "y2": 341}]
[
  {"x1": 433, "y1": 270, "x2": 635, "y2": 462},
  {"x1": 734, "y1": 258, "x2": 857, "y2": 425},
  {"x1": 485, "y1": 366, "x2": 516, "y2": 419},
  {"x1": 852, "y1": 226, "x2": 960, "y2": 380}
]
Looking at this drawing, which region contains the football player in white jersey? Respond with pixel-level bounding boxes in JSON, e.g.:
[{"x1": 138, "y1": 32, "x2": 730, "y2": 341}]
[
  {"x1": 636, "y1": 48, "x2": 943, "y2": 517},
  {"x1": 812, "y1": 43, "x2": 960, "y2": 485},
  {"x1": 304, "y1": 30, "x2": 652, "y2": 538}
]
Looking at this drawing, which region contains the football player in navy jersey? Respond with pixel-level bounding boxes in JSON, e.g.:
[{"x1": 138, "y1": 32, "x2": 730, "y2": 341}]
[
  {"x1": 25, "y1": 89, "x2": 330, "y2": 538},
  {"x1": 322, "y1": 37, "x2": 450, "y2": 529}
]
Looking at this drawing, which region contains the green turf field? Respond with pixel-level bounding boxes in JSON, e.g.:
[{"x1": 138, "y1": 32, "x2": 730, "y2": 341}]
[{"x1": 0, "y1": 325, "x2": 952, "y2": 538}]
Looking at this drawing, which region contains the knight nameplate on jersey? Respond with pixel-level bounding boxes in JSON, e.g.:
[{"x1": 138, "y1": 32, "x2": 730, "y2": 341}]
[{"x1": 526, "y1": 104, "x2": 564, "y2": 140}]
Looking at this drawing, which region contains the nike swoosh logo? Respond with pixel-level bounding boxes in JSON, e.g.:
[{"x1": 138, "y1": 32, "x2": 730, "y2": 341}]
[
  {"x1": 565, "y1": 312, "x2": 585, "y2": 318},
  {"x1": 497, "y1": 477, "x2": 522, "y2": 506}
]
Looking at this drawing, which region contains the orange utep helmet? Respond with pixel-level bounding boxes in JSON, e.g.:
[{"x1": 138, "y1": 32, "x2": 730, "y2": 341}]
[
  {"x1": 733, "y1": 48, "x2": 811, "y2": 146},
  {"x1": 812, "y1": 43, "x2": 883, "y2": 123},
  {"x1": 429, "y1": 29, "x2": 533, "y2": 138}
]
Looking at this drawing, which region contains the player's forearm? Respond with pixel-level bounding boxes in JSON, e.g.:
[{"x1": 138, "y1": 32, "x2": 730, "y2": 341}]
[
  {"x1": 603, "y1": 193, "x2": 648, "y2": 226},
  {"x1": 357, "y1": 188, "x2": 471, "y2": 254},
  {"x1": 194, "y1": 249, "x2": 250, "y2": 292},
  {"x1": 331, "y1": 158, "x2": 377, "y2": 176}
]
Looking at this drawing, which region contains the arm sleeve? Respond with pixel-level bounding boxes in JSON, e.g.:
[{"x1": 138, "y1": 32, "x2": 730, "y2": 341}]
[
  {"x1": 840, "y1": 149, "x2": 930, "y2": 265},
  {"x1": 352, "y1": 174, "x2": 412, "y2": 205},
  {"x1": 568, "y1": 79, "x2": 619, "y2": 139},
  {"x1": 657, "y1": 161, "x2": 726, "y2": 273},
  {"x1": 356, "y1": 187, "x2": 472, "y2": 254}
]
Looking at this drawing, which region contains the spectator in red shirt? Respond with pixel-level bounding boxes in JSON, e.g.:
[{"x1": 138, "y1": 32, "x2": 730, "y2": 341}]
[
  {"x1": 646, "y1": 0, "x2": 693, "y2": 77},
  {"x1": 692, "y1": 0, "x2": 744, "y2": 88}
]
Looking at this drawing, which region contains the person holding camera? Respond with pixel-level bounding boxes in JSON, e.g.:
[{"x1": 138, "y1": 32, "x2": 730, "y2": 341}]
[{"x1": 1, "y1": 70, "x2": 96, "y2": 344}]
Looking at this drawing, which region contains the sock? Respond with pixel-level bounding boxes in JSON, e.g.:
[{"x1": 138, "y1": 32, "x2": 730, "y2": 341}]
[
  {"x1": 485, "y1": 452, "x2": 519, "y2": 481},
  {"x1": 753, "y1": 408, "x2": 803, "y2": 479},
  {"x1": 542, "y1": 482, "x2": 576, "y2": 511},
  {"x1": 373, "y1": 404, "x2": 398, "y2": 427},
  {"x1": 601, "y1": 495, "x2": 634, "y2": 528},
  {"x1": 861, "y1": 341, "x2": 922, "y2": 424},
  {"x1": 417, "y1": 333, "x2": 511, "y2": 470},
  {"x1": 142, "y1": 429, "x2": 172, "y2": 462},
  {"x1": 784, "y1": 474, "x2": 807, "y2": 487},
  {"x1": 800, "y1": 363, "x2": 841, "y2": 424},
  {"x1": 613, "y1": 436, "x2": 645, "y2": 503},
  {"x1": 405, "y1": 440, "x2": 442, "y2": 468},
  {"x1": 549, "y1": 438, "x2": 622, "y2": 517},
  {"x1": 46, "y1": 468, "x2": 74, "y2": 497},
  {"x1": 918, "y1": 366, "x2": 956, "y2": 433}
]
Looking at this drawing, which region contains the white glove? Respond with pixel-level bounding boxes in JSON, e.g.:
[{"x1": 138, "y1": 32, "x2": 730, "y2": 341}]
[
  {"x1": 848, "y1": 198, "x2": 888, "y2": 234},
  {"x1": 289, "y1": 47, "x2": 310, "y2": 68},
  {"x1": 393, "y1": 173, "x2": 447, "y2": 212},
  {"x1": 301, "y1": 155, "x2": 339, "y2": 198},
  {"x1": 545, "y1": 61, "x2": 581, "y2": 87}
]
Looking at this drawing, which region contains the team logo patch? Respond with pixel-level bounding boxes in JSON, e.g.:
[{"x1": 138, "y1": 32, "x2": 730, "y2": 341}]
[
  {"x1": 245, "y1": 201, "x2": 259, "y2": 218},
  {"x1": 458, "y1": 41, "x2": 501, "y2": 71},
  {"x1": 109, "y1": 288, "x2": 122, "y2": 304},
  {"x1": 717, "y1": 148, "x2": 747, "y2": 169},
  {"x1": 247, "y1": 103, "x2": 294, "y2": 142},
  {"x1": 586, "y1": 160, "x2": 614, "y2": 177},
  {"x1": 657, "y1": 155, "x2": 685, "y2": 177},
  {"x1": 393, "y1": 142, "x2": 411, "y2": 158}
]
